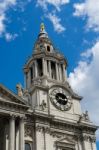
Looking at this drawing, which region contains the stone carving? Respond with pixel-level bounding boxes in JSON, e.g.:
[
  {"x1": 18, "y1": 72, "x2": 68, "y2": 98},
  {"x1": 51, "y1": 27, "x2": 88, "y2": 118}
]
[
  {"x1": 36, "y1": 125, "x2": 50, "y2": 133},
  {"x1": 23, "y1": 89, "x2": 31, "y2": 103},
  {"x1": 33, "y1": 79, "x2": 42, "y2": 85},
  {"x1": 40, "y1": 100, "x2": 46, "y2": 110},
  {"x1": 25, "y1": 125, "x2": 33, "y2": 137},
  {"x1": 79, "y1": 135, "x2": 96, "y2": 143},
  {"x1": 83, "y1": 111, "x2": 90, "y2": 121},
  {"x1": 78, "y1": 110, "x2": 90, "y2": 123},
  {"x1": 16, "y1": 83, "x2": 23, "y2": 97}
]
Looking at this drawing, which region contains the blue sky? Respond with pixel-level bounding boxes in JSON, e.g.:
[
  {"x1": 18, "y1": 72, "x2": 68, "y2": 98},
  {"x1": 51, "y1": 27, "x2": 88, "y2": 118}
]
[{"x1": 0, "y1": 0, "x2": 99, "y2": 148}]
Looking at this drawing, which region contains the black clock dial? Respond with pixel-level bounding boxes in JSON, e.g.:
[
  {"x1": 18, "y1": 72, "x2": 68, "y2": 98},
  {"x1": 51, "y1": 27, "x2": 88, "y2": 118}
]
[
  {"x1": 49, "y1": 88, "x2": 72, "y2": 111},
  {"x1": 55, "y1": 93, "x2": 68, "y2": 105}
]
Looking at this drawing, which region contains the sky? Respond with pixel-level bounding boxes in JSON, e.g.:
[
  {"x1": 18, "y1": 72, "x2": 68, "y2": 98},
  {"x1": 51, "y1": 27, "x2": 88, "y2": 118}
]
[{"x1": 0, "y1": 0, "x2": 99, "y2": 148}]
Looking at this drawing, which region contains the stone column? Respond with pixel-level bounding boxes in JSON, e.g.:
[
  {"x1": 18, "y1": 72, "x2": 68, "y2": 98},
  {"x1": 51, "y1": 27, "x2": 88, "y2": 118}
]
[
  {"x1": 45, "y1": 59, "x2": 47, "y2": 76},
  {"x1": 55, "y1": 63, "x2": 59, "y2": 80},
  {"x1": 27, "y1": 70, "x2": 31, "y2": 88},
  {"x1": 16, "y1": 126, "x2": 19, "y2": 150},
  {"x1": 35, "y1": 60, "x2": 38, "y2": 78},
  {"x1": 63, "y1": 64, "x2": 66, "y2": 82},
  {"x1": 48, "y1": 60, "x2": 51, "y2": 78},
  {"x1": 9, "y1": 115, "x2": 15, "y2": 150},
  {"x1": 91, "y1": 137, "x2": 97, "y2": 150},
  {"x1": 19, "y1": 117, "x2": 24, "y2": 150},
  {"x1": 42, "y1": 58, "x2": 45, "y2": 76},
  {"x1": 32, "y1": 63, "x2": 34, "y2": 79},
  {"x1": 36, "y1": 127, "x2": 45, "y2": 150},
  {"x1": 82, "y1": 135, "x2": 92, "y2": 150},
  {"x1": 59, "y1": 64, "x2": 62, "y2": 81}
]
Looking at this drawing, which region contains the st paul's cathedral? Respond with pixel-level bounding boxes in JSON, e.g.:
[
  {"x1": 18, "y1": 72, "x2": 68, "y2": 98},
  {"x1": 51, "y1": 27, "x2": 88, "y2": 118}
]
[{"x1": 0, "y1": 24, "x2": 98, "y2": 150}]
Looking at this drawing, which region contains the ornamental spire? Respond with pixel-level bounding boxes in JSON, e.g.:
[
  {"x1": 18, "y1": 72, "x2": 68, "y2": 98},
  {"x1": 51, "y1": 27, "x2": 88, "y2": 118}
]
[
  {"x1": 39, "y1": 23, "x2": 48, "y2": 38},
  {"x1": 40, "y1": 23, "x2": 45, "y2": 32}
]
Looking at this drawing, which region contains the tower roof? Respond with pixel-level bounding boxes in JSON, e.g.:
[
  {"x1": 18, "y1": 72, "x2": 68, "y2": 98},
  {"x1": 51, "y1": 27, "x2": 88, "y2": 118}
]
[{"x1": 31, "y1": 23, "x2": 68, "y2": 66}]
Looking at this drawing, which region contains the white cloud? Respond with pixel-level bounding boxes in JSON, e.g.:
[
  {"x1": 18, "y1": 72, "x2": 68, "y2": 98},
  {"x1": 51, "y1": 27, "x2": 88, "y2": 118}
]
[
  {"x1": 47, "y1": 13, "x2": 65, "y2": 33},
  {"x1": 36, "y1": 0, "x2": 68, "y2": 33},
  {"x1": 0, "y1": 0, "x2": 17, "y2": 39},
  {"x1": 5, "y1": 32, "x2": 18, "y2": 42},
  {"x1": 68, "y1": 41, "x2": 99, "y2": 123},
  {"x1": 73, "y1": 0, "x2": 99, "y2": 32},
  {"x1": 0, "y1": 0, "x2": 31, "y2": 41},
  {"x1": 37, "y1": 0, "x2": 69, "y2": 11},
  {"x1": 68, "y1": 41, "x2": 99, "y2": 138},
  {"x1": 0, "y1": 14, "x2": 5, "y2": 34}
]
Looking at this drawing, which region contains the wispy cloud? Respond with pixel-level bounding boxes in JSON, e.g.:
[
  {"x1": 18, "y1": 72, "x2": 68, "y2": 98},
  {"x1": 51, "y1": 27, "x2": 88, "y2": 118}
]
[
  {"x1": 0, "y1": 0, "x2": 31, "y2": 41},
  {"x1": 36, "y1": 0, "x2": 69, "y2": 33},
  {"x1": 5, "y1": 32, "x2": 18, "y2": 42},
  {"x1": 73, "y1": 0, "x2": 99, "y2": 32},
  {"x1": 47, "y1": 13, "x2": 65, "y2": 33},
  {"x1": 0, "y1": 0, "x2": 16, "y2": 35},
  {"x1": 37, "y1": 0, "x2": 69, "y2": 11}
]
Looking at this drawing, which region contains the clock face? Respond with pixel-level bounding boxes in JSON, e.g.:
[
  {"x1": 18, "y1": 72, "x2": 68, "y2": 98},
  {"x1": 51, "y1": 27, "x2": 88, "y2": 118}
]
[{"x1": 49, "y1": 88, "x2": 72, "y2": 111}]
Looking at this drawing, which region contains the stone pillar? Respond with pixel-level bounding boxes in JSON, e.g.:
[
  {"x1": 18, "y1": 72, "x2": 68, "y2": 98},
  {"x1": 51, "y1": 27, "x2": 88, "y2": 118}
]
[
  {"x1": 92, "y1": 142, "x2": 97, "y2": 150},
  {"x1": 42, "y1": 58, "x2": 45, "y2": 76},
  {"x1": 36, "y1": 127, "x2": 45, "y2": 150},
  {"x1": 19, "y1": 117, "x2": 24, "y2": 150},
  {"x1": 27, "y1": 70, "x2": 31, "y2": 88},
  {"x1": 48, "y1": 60, "x2": 51, "y2": 78},
  {"x1": 32, "y1": 63, "x2": 34, "y2": 79},
  {"x1": 35, "y1": 60, "x2": 38, "y2": 78},
  {"x1": 63, "y1": 64, "x2": 66, "y2": 82},
  {"x1": 59, "y1": 64, "x2": 62, "y2": 81},
  {"x1": 9, "y1": 115, "x2": 15, "y2": 150},
  {"x1": 44, "y1": 59, "x2": 47, "y2": 76},
  {"x1": 91, "y1": 137, "x2": 97, "y2": 150},
  {"x1": 82, "y1": 135, "x2": 92, "y2": 150},
  {"x1": 16, "y1": 126, "x2": 19, "y2": 150},
  {"x1": 55, "y1": 63, "x2": 59, "y2": 80}
]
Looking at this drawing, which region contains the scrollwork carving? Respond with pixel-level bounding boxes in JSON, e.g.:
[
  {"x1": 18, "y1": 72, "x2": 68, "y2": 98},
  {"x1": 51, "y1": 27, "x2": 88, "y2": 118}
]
[{"x1": 25, "y1": 125, "x2": 33, "y2": 137}]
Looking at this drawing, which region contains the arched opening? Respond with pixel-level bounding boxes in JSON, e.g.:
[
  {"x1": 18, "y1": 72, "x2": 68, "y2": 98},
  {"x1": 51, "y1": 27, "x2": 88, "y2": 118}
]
[
  {"x1": 47, "y1": 45, "x2": 50, "y2": 52},
  {"x1": 25, "y1": 143, "x2": 31, "y2": 150},
  {"x1": 51, "y1": 61, "x2": 56, "y2": 79},
  {"x1": 30, "y1": 67, "x2": 33, "y2": 83},
  {"x1": 37, "y1": 59, "x2": 43, "y2": 77}
]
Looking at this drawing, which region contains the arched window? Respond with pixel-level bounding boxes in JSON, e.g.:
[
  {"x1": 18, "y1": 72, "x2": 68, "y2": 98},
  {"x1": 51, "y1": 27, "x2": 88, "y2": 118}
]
[
  {"x1": 25, "y1": 143, "x2": 31, "y2": 150},
  {"x1": 47, "y1": 45, "x2": 50, "y2": 52}
]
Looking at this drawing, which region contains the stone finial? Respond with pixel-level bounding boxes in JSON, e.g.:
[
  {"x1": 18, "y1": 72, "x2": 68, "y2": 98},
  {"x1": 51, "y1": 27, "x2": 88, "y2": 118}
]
[
  {"x1": 40, "y1": 23, "x2": 45, "y2": 32},
  {"x1": 16, "y1": 83, "x2": 23, "y2": 97}
]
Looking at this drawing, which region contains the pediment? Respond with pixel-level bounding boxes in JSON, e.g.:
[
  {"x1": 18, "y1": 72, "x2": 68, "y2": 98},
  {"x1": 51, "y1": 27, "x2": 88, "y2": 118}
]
[
  {"x1": 0, "y1": 84, "x2": 28, "y2": 107},
  {"x1": 56, "y1": 136, "x2": 75, "y2": 149},
  {"x1": 57, "y1": 136, "x2": 75, "y2": 144}
]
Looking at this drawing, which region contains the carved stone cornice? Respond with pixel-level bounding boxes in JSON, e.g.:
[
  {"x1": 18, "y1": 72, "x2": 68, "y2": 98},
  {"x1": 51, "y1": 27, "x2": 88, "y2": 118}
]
[
  {"x1": 82, "y1": 135, "x2": 96, "y2": 143},
  {"x1": 0, "y1": 99, "x2": 28, "y2": 113}
]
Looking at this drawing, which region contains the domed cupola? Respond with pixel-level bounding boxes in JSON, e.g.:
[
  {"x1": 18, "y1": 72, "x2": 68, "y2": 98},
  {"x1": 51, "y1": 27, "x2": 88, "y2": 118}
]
[
  {"x1": 24, "y1": 23, "x2": 68, "y2": 90},
  {"x1": 34, "y1": 23, "x2": 55, "y2": 54}
]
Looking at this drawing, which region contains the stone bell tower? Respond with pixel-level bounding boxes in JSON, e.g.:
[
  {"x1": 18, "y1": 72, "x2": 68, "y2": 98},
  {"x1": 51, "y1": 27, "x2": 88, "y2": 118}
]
[
  {"x1": 23, "y1": 23, "x2": 97, "y2": 150},
  {"x1": 24, "y1": 23, "x2": 67, "y2": 88},
  {"x1": 24, "y1": 23, "x2": 68, "y2": 109}
]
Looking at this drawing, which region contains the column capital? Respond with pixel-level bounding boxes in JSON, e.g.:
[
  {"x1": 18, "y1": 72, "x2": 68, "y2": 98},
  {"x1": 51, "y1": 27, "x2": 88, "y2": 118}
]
[
  {"x1": 19, "y1": 115, "x2": 26, "y2": 121},
  {"x1": 9, "y1": 113, "x2": 16, "y2": 119}
]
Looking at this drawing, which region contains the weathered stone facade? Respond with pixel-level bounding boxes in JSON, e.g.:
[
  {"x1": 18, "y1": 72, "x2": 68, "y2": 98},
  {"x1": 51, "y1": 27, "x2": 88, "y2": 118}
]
[{"x1": 0, "y1": 23, "x2": 97, "y2": 150}]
